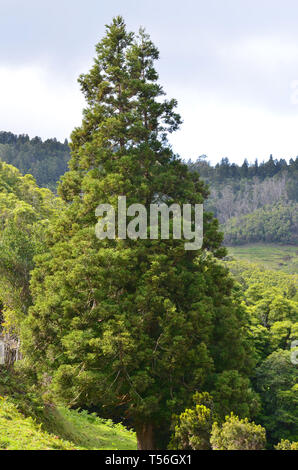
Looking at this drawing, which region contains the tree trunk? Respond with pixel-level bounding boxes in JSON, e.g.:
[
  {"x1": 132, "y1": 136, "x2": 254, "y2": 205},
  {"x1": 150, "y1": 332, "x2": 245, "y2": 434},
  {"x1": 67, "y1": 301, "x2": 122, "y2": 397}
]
[{"x1": 136, "y1": 423, "x2": 155, "y2": 450}]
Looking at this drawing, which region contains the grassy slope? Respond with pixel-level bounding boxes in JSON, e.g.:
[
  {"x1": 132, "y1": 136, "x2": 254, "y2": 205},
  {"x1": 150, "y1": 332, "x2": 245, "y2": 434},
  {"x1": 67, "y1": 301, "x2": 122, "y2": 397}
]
[
  {"x1": 44, "y1": 407, "x2": 137, "y2": 450},
  {"x1": 227, "y1": 244, "x2": 298, "y2": 274},
  {"x1": 0, "y1": 398, "x2": 74, "y2": 450},
  {"x1": 0, "y1": 397, "x2": 136, "y2": 450}
]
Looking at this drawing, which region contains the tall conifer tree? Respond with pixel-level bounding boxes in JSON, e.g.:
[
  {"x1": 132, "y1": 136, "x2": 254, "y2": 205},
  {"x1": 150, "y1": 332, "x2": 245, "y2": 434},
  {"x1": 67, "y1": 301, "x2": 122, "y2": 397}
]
[{"x1": 25, "y1": 17, "x2": 253, "y2": 449}]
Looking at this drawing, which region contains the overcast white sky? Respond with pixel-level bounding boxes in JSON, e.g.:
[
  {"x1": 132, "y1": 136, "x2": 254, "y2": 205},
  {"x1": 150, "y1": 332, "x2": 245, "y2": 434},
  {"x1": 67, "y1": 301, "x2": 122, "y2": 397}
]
[{"x1": 1, "y1": 0, "x2": 298, "y2": 164}]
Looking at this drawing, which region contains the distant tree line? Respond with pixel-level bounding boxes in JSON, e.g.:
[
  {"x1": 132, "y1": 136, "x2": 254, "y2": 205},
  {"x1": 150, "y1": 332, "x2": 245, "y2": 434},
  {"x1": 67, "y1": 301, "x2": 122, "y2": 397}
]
[
  {"x1": 188, "y1": 154, "x2": 298, "y2": 183},
  {"x1": 0, "y1": 131, "x2": 70, "y2": 191}
]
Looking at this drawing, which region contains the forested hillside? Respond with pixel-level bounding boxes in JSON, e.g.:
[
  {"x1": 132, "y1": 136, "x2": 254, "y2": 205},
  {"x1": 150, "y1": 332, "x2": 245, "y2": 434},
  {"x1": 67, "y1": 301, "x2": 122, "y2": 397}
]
[
  {"x1": 224, "y1": 203, "x2": 298, "y2": 245},
  {"x1": 0, "y1": 160, "x2": 63, "y2": 347},
  {"x1": 0, "y1": 132, "x2": 70, "y2": 191},
  {"x1": 189, "y1": 155, "x2": 298, "y2": 244}
]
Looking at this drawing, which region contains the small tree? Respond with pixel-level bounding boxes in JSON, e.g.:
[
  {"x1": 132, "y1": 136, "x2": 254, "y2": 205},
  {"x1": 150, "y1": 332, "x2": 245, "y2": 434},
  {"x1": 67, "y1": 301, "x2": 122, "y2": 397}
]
[
  {"x1": 169, "y1": 392, "x2": 215, "y2": 450},
  {"x1": 254, "y1": 350, "x2": 298, "y2": 443},
  {"x1": 275, "y1": 440, "x2": 298, "y2": 450},
  {"x1": 210, "y1": 414, "x2": 266, "y2": 450}
]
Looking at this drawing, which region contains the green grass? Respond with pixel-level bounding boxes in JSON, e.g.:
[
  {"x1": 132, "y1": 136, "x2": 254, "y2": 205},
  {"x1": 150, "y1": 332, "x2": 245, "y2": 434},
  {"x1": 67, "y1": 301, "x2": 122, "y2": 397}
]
[
  {"x1": 0, "y1": 396, "x2": 137, "y2": 450},
  {"x1": 0, "y1": 397, "x2": 76, "y2": 450},
  {"x1": 227, "y1": 244, "x2": 298, "y2": 274},
  {"x1": 44, "y1": 407, "x2": 137, "y2": 450}
]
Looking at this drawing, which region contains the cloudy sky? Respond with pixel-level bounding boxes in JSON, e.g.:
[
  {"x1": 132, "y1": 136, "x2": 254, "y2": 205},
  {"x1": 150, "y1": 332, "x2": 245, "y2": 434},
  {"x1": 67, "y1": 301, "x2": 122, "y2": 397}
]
[{"x1": 1, "y1": 0, "x2": 298, "y2": 164}]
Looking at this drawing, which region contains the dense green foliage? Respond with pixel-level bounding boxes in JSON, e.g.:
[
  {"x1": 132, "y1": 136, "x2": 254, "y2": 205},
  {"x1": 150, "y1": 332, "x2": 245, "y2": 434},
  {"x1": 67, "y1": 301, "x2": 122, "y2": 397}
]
[
  {"x1": 1, "y1": 129, "x2": 296, "y2": 246},
  {"x1": 0, "y1": 132, "x2": 70, "y2": 191},
  {"x1": 170, "y1": 394, "x2": 265, "y2": 451},
  {"x1": 226, "y1": 261, "x2": 298, "y2": 444},
  {"x1": 254, "y1": 350, "x2": 297, "y2": 444},
  {"x1": 169, "y1": 386, "x2": 260, "y2": 450},
  {"x1": 226, "y1": 261, "x2": 297, "y2": 363},
  {"x1": 0, "y1": 127, "x2": 296, "y2": 246},
  {"x1": 170, "y1": 261, "x2": 297, "y2": 448},
  {"x1": 169, "y1": 392, "x2": 215, "y2": 450},
  {"x1": 0, "y1": 161, "x2": 63, "y2": 338},
  {"x1": 224, "y1": 202, "x2": 298, "y2": 245},
  {"x1": 210, "y1": 414, "x2": 266, "y2": 450}
]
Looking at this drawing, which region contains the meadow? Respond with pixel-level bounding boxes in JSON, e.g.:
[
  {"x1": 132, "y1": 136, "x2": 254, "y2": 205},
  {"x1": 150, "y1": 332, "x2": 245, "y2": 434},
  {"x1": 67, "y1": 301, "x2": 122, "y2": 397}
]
[{"x1": 227, "y1": 244, "x2": 298, "y2": 274}]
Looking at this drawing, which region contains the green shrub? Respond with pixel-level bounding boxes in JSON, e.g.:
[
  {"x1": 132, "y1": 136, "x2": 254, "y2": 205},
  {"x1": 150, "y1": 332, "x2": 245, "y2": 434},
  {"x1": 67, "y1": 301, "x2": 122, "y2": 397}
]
[{"x1": 210, "y1": 413, "x2": 266, "y2": 450}]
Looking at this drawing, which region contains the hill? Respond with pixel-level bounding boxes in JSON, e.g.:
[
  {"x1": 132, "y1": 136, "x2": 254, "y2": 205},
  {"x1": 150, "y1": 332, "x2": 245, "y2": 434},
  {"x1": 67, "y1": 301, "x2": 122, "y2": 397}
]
[
  {"x1": 0, "y1": 397, "x2": 136, "y2": 450},
  {"x1": 224, "y1": 203, "x2": 298, "y2": 246},
  {"x1": 0, "y1": 131, "x2": 70, "y2": 191},
  {"x1": 188, "y1": 155, "x2": 298, "y2": 245}
]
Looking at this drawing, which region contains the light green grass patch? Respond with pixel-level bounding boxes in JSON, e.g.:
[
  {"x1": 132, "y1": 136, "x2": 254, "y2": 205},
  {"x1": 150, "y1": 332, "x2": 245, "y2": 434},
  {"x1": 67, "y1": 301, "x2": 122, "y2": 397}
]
[
  {"x1": 54, "y1": 407, "x2": 137, "y2": 450},
  {"x1": 227, "y1": 244, "x2": 298, "y2": 274},
  {"x1": 0, "y1": 396, "x2": 137, "y2": 450},
  {"x1": 0, "y1": 397, "x2": 76, "y2": 450}
]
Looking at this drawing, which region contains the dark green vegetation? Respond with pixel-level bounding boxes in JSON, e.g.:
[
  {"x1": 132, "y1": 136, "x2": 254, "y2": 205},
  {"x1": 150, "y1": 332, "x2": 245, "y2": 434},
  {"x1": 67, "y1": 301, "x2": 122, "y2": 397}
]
[
  {"x1": 0, "y1": 17, "x2": 297, "y2": 451},
  {"x1": 224, "y1": 203, "x2": 297, "y2": 245},
  {"x1": 0, "y1": 132, "x2": 70, "y2": 191},
  {"x1": 189, "y1": 155, "x2": 298, "y2": 245},
  {"x1": 226, "y1": 261, "x2": 297, "y2": 445},
  {"x1": 169, "y1": 262, "x2": 297, "y2": 450},
  {"x1": 0, "y1": 160, "x2": 64, "y2": 349}
]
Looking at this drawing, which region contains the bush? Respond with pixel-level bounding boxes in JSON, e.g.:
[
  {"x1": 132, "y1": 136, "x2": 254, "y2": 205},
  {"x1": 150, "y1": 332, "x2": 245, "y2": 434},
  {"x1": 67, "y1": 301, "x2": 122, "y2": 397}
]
[
  {"x1": 275, "y1": 439, "x2": 298, "y2": 450},
  {"x1": 169, "y1": 392, "x2": 214, "y2": 450},
  {"x1": 210, "y1": 413, "x2": 266, "y2": 450}
]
